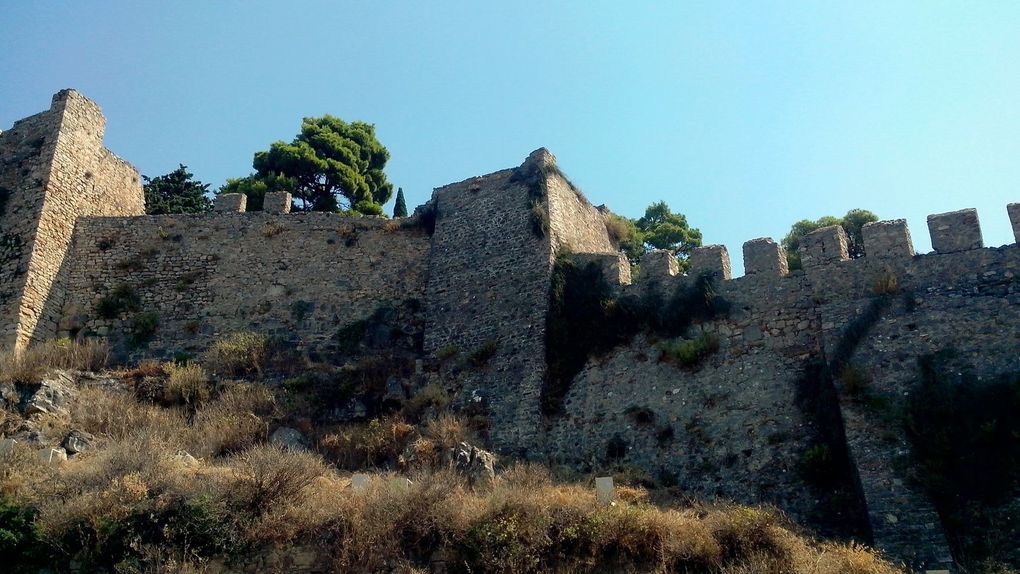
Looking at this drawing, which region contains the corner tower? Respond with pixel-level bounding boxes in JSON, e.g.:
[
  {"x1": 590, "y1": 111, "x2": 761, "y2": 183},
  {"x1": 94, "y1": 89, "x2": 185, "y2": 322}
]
[
  {"x1": 424, "y1": 148, "x2": 617, "y2": 454},
  {"x1": 0, "y1": 90, "x2": 144, "y2": 352}
]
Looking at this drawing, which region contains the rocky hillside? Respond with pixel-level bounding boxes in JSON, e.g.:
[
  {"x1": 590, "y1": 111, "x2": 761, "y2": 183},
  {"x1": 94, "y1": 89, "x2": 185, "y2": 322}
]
[{"x1": 0, "y1": 339, "x2": 904, "y2": 573}]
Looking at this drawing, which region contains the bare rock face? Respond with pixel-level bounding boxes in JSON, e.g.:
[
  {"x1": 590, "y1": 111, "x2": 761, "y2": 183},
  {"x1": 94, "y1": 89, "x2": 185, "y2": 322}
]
[
  {"x1": 25, "y1": 370, "x2": 76, "y2": 417},
  {"x1": 449, "y1": 442, "x2": 496, "y2": 487},
  {"x1": 62, "y1": 429, "x2": 95, "y2": 455}
]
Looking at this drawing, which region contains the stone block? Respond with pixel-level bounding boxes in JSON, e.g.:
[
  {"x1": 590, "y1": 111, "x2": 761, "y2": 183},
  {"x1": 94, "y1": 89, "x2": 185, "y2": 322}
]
[
  {"x1": 742, "y1": 238, "x2": 788, "y2": 277},
  {"x1": 214, "y1": 193, "x2": 247, "y2": 213},
  {"x1": 595, "y1": 476, "x2": 615, "y2": 506},
  {"x1": 688, "y1": 244, "x2": 731, "y2": 280},
  {"x1": 574, "y1": 252, "x2": 632, "y2": 286},
  {"x1": 798, "y1": 225, "x2": 848, "y2": 269},
  {"x1": 0, "y1": 438, "x2": 16, "y2": 455},
  {"x1": 351, "y1": 473, "x2": 371, "y2": 492},
  {"x1": 639, "y1": 250, "x2": 678, "y2": 281},
  {"x1": 263, "y1": 191, "x2": 292, "y2": 214},
  {"x1": 390, "y1": 476, "x2": 412, "y2": 492},
  {"x1": 1008, "y1": 203, "x2": 1020, "y2": 244},
  {"x1": 862, "y1": 219, "x2": 915, "y2": 259},
  {"x1": 927, "y1": 208, "x2": 982, "y2": 253}
]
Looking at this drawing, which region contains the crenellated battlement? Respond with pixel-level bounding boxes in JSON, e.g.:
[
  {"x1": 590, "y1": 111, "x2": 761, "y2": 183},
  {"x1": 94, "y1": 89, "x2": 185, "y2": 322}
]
[{"x1": 614, "y1": 203, "x2": 1017, "y2": 293}]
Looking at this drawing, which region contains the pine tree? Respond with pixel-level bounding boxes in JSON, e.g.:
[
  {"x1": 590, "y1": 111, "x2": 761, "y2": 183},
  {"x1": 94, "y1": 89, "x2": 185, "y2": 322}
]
[
  {"x1": 393, "y1": 187, "x2": 408, "y2": 218},
  {"x1": 143, "y1": 165, "x2": 212, "y2": 215}
]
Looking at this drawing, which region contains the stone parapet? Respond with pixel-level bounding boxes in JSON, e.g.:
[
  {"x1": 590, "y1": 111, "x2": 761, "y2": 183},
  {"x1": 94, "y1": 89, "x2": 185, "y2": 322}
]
[
  {"x1": 214, "y1": 193, "x2": 247, "y2": 213},
  {"x1": 574, "y1": 252, "x2": 632, "y2": 287},
  {"x1": 1008, "y1": 203, "x2": 1020, "y2": 244},
  {"x1": 927, "y1": 208, "x2": 982, "y2": 253},
  {"x1": 688, "y1": 244, "x2": 731, "y2": 280},
  {"x1": 263, "y1": 191, "x2": 292, "y2": 214},
  {"x1": 863, "y1": 219, "x2": 914, "y2": 259},
  {"x1": 742, "y1": 238, "x2": 788, "y2": 277},
  {"x1": 798, "y1": 225, "x2": 848, "y2": 269}
]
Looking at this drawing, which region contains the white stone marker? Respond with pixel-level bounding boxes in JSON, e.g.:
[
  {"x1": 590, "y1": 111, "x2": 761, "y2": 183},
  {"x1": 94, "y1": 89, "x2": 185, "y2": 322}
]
[
  {"x1": 0, "y1": 438, "x2": 16, "y2": 455},
  {"x1": 39, "y1": 447, "x2": 68, "y2": 464},
  {"x1": 391, "y1": 476, "x2": 412, "y2": 492},
  {"x1": 595, "y1": 476, "x2": 615, "y2": 506},
  {"x1": 351, "y1": 473, "x2": 371, "y2": 491}
]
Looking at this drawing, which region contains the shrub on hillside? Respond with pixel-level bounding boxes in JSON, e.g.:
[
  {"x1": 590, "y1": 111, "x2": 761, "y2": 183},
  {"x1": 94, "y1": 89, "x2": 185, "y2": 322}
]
[
  {"x1": 227, "y1": 444, "x2": 327, "y2": 516},
  {"x1": 203, "y1": 332, "x2": 269, "y2": 377},
  {"x1": 163, "y1": 362, "x2": 212, "y2": 407}
]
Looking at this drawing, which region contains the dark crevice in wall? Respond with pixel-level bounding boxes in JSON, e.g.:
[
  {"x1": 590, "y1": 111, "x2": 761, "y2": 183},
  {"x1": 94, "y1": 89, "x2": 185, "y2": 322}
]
[{"x1": 794, "y1": 294, "x2": 894, "y2": 541}]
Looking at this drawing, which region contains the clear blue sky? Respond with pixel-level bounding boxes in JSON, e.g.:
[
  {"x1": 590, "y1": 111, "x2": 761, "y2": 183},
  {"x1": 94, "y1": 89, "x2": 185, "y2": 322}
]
[{"x1": 3, "y1": 1, "x2": 1020, "y2": 275}]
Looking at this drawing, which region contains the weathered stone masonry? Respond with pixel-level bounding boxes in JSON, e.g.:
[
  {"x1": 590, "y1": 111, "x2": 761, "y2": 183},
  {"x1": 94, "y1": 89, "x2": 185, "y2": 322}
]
[
  {"x1": 3, "y1": 90, "x2": 1019, "y2": 569},
  {"x1": 0, "y1": 90, "x2": 143, "y2": 352}
]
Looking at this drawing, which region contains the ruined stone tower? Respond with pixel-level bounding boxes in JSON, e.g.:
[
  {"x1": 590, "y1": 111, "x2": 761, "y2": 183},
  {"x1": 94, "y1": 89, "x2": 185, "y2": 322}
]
[{"x1": 0, "y1": 90, "x2": 143, "y2": 352}]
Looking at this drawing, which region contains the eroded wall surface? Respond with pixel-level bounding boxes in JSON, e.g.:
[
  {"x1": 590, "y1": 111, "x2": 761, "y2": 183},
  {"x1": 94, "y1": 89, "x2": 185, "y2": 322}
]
[{"x1": 59, "y1": 214, "x2": 429, "y2": 359}]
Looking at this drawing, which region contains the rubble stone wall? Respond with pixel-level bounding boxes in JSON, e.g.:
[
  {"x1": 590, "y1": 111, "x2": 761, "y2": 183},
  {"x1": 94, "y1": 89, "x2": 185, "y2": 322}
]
[{"x1": 58, "y1": 213, "x2": 429, "y2": 359}]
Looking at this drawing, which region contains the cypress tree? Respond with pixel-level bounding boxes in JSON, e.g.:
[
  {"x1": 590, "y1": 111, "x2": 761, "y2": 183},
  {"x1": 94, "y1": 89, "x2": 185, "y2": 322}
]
[{"x1": 393, "y1": 187, "x2": 408, "y2": 218}]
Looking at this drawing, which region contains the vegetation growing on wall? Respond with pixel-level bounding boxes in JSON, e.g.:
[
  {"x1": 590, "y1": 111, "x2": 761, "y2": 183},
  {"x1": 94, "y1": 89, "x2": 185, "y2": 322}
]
[
  {"x1": 96, "y1": 284, "x2": 140, "y2": 319},
  {"x1": 543, "y1": 256, "x2": 729, "y2": 415}
]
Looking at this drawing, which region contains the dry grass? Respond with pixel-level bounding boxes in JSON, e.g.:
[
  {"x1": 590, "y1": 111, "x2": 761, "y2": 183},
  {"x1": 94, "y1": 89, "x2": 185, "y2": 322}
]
[
  {"x1": 163, "y1": 362, "x2": 212, "y2": 407},
  {"x1": 423, "y1": 413, "x2": 471, "y2": 451},
  {"x1": 202, "y1": 331, "x2": 269, "y2": 377},
  {"x1": 227, "y1": 443, "x2": 328, "y2": 515},
  {"x1": 2, "y1": 358, "x2": 902, "y2": 574},
  {"x1": 0, "y1": 339, "x2": 109, "y2": 385},
  {"x1": 185, "y1": 383, "x2": 275, "y2": 458},
  {"x1": 71, "y1": 386, "x2": 186, "y2": 442},
  {"x1": 319, "y1": 416, "x2": 414, "y2": 470},
  {"x1": 401, "y1": 383, "x2": 451, "y2": 421},
  {"x1": 3, "y1": 434, "x2": 902, "y2": 574}
]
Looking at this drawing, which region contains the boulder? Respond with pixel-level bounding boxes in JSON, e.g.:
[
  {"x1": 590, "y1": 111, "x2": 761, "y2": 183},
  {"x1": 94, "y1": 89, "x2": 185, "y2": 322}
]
[
  {"x1": 174, "y1": 451, "x2": 200, "y2": 466},
  {"x1": 62, "y1": 429, "x2": 95, "y2": 455},
  {"x1": 25, "y1": 370, "x2": 76, "y2": 417},
  {"x1": 382, "y1": 376, "x2": 406, "y2": 403},
  {"x1": 38, "y1": 447, "x2": 68, "y2": 464},
  {"x1": 0, "y1": 438, "x2": 16, "y2": 455},
  {"x1": 449, "y1": 442, "x2": 496, "y2": 487},
  {"x1": 270, "y1": 426, "x2": 307, "y2": 451},
  {"x1": 331, "y1": 398, "x2": 367, "y2": 422},
  {"x1": 0, "y1": 382, "x2": 18, "y2": 406}
]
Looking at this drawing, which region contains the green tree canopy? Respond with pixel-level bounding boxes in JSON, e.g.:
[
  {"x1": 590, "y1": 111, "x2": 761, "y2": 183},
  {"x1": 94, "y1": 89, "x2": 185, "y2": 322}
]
[
  {"x1": 142, "y1": 165, "x2": 212, "y2": 215},
  {"x1": 605, "y1": 201, "x2": 702, "y2": 267},
  {"x1": 393, "y1": 187, "x2": 408, "y2": 218},
  {"x1": 250, "y1": 115, "x2": 394, "y2": 215},
  {"x1": 782, "y1": 209, "x2": 879, "y2": 270},
  {"x1": 637, "y1": 201, "x2": 703, "y2": 261}
]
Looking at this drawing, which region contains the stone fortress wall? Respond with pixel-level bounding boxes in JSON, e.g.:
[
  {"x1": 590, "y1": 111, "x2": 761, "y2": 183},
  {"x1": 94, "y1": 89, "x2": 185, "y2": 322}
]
[
  {"x1": 3, "y1": 90, "x2": 1020, "y2": 570},
  {"x1": 550, "y1": 207, "x2": 1020, "y2": 570},
  {"x1": 57, "y1": 211, "x2": 430, "y2": 360}
]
